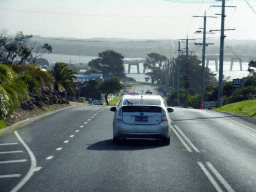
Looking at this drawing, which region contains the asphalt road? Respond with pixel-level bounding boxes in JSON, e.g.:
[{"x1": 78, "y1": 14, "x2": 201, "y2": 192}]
[{"x1": 1, "y1": 96, "x2": 256, "y2": 191}]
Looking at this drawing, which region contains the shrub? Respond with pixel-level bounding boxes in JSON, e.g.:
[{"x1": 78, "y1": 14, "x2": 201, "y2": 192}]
[
  {"x1": 0, "y1": 85, "x2": 10, "y2": 118},
  {"x1": 16, "y1": 73, "x2": 40, "y2": 93}
]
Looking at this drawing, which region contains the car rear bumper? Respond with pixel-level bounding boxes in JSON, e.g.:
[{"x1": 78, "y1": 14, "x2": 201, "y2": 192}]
[{"x1": 113, "y1": 121, "x2": 170, "y2": 139}]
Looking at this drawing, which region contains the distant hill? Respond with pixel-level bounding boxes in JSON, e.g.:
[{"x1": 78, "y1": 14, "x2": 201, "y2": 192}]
[{"x1": 31, "y1": 36, "x2": 256, "y2": 59}]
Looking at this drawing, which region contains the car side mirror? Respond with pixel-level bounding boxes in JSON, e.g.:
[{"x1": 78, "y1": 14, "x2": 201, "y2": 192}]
[
  {"x1": 167, "y1": 108, "x2": 174, "y2": 112},
  {"x1": 110, "y1": 107, "x2": 117, "y2": 112}
]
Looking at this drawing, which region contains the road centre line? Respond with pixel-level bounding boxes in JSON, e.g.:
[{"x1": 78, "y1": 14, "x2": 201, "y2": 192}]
[
  {"x1": 64, "y1": 140, "x2": 69, "y2": 143},
  {"x1": 70, "y1": 135, "x2": 74, "y2": 138},
  {"x1": 56, "y1": 148, "x2": 62, "y2": 151},
  {"x1": 88, "y1": 119, "x2": 91, "y2": 121},
  {"x1": 0, "y1": 174, "x2": 21, "y2": 178},
  {"x1": 84, "y1": 122, "x2": 88, "y2": 124},
  {"x1": 0, "y1": 143, "x2": 18, "y2": 146},
  {"x1": 197, "y1": 162, "x2": 223, "y2": 192},
  {"x1": 174, "y1": 125, "x2": 200, "y2": 153},
  {"x1": 46, "y1": 156, "x2": 54, "y2": 160},
  {"x1": 0, "y1": 150, "x2": 23, "y2": 154},
  {"x1": 75, "y1": 130, "x2": 79, "y2": 132},
  {"x1": 80, "y1": 126, "x2": 84, "y2": 128},
  {"x1": 206, "y1": 162, "x2": 235, "y2": 192},
  {"x1": 171, "y1": 126, "x2": 192, "y2": 152},
  {"x1": 91, "y1": 117, "x2": 94, "y2": 118},
  {"x1": 12, "y1": 131, "x2": 37, "y2": 192},
  {"x1": 0, "y1": 159, "x2": 27, "y2": 164}
]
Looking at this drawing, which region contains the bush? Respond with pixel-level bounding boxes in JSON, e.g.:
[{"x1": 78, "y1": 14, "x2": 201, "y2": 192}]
[
  {"x1": 0, "y1": 120, "x2": 6, "y2": 129},
  {"x1": 0, "y1": 85, "x2": 10, "y2": 118},
  {"x1": 16, "y1": 73, "x2": 40, "y2": 93}
]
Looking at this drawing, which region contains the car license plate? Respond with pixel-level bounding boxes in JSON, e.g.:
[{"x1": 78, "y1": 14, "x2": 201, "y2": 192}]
[{"x1": 135, "y1": 116, "x2": 148, "y2": 122}]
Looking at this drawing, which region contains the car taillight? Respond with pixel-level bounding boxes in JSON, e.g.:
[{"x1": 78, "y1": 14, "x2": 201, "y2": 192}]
[
  {"x1": 116, "y1": 108, "x2": 122, "y2": 121},
  {"x1": 161, "y1": 109, "x2": 167, "y2": 121}
]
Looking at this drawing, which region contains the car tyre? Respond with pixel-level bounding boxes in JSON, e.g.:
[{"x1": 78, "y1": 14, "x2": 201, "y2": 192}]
[
  {"x1": 113, "y1": 137, "x2": 120, "y2": 145},
  {"x1": 162, "y1": 137, "x2": 170, "y2": 145}
]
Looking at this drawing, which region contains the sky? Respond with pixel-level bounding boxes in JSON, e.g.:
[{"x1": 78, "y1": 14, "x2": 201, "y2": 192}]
[{"x1": 1, "y1": 0, "x2": 256, "y2": 41}]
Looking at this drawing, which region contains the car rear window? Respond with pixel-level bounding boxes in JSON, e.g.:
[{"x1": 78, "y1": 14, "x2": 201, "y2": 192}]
[
  {"x1": 122, "y1": 106, "x2": 162, "y2": 113},
  {"x1": 122, "y1": 98, "x2": 161, "y2": 106}
]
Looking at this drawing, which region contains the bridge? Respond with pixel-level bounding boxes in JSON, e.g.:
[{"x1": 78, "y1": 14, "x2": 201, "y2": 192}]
[{"x1": 203, "y1": 54, "x2": 256, "y2": 71}]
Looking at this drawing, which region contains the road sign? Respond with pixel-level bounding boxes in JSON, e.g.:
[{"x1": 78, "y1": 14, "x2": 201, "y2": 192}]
[
  {"x1": 233, "y1": 79, "x2": 244, "y2": 88},
  {"x1": 204, "y1": 101, "x2": 216, "y2": 109}
]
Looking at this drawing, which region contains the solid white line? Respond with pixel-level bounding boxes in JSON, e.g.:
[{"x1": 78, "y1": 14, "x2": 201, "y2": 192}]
[
  {"x1": 64, "y1": 140, "x2": 69, "y2": 143},
  {"x1": 75, "y1": 130, "x2": 79, "y2": 132},
  {"x1": 206, "y1": 162, "x2": 235, "y2": 192},
  {"x1": 171, "y1": 126, "x2": 192, "y2": 152},
  {"x1": 197, "y1": 162, "x2": 223, "y2": 192},
  {"x1": 11, "y1": 131, "x2": 37, "y2": 192},
  {"x1": 56, "y1": 147, "x2": 62, "y2": 151},
  {"x1": 0, "y1": 143, "x2": 18, "y2": 146},
  {"x1": 211, "y1": 111, "x2": 256, "y2": 133},
  {"x1": 0, "y1": 174, "x2": 21, "y2": 178},
  {"x1": 70, "y1": 135, "x2": 74, "y2": 138},
  {"x1": 46, "y1": 156, "x2": 54, "y2": 160},
  {"x1": 0, "y1": 150, "x2": 23, "y2": 154},
  {"x1": 0, "y1": 159, "x2": 27, "y2": 164},
  {"x1": 174, "y1": 125, "x2": 200, "y2": 153}
]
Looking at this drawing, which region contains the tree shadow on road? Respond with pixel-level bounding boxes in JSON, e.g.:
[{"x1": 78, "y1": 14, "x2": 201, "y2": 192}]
[{"x1": 87, "y1": 139, "x2": 165, "y2": 151}]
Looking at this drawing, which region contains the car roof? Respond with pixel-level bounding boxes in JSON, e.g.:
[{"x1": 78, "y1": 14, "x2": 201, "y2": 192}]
[{"x1": 121, "y1": 95, "x2": 163, "y2": 106}]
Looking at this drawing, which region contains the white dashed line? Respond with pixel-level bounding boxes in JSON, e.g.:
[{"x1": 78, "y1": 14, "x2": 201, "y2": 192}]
[
  {"x1": 88, "y1": 119, "x2": 91, "y2": 121},
  {"x1": 90, "y1": 117, "x2": 94, "y2": 119},
  {"x1": 70, "y1": 135, "x2": 74, "y2": 138},
  {"x1": 0, "y1": 159, "x2": 27, "y2": 164},
  {"x1": 0, "y1": 174, "x2": 21, "y2": 178},
  {"x1": 46, "y1": 156, "x2": 54, "y2": 160},
  {"x1": 75, "y1": 130, "x2": 79, "y2": 133},
  {"x1": 84, "y1": 122, "x2": 88, "y2": 124},
  {"x1": 80, "y1": 126, "x2": 84, "y2": 128},
  {"x1": 0, "y1": 151, "x2": 23, "y2": 154},
  {"x1": 0, "y1": 143, "x2": 18, "y2": 146},
  {"x1": 64, "y1": 140, "x2": 69, "y2": 143},
  {"x1": 56, "y1": 147, "x2": 62, "y2": 151},
  {"x1": 34, "y1": 167, "x2": 42, "y2": 171}
]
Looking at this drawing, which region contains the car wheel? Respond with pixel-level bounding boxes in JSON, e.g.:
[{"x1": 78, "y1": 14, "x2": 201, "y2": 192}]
[
  {"x1": 162, "y1": 137, "x2": 170, "y2": 145},
  {"x1": 113, "y1": 137, "x2": 120, "y2": 144}
]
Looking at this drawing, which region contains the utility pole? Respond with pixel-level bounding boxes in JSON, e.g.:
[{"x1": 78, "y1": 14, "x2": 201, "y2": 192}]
[
  {"x1": 194, "y1": 11, "x2": 216, "y2": 109},
  {"x1": 175, "y1": 41, "x2": 184, "y2": 106},
  {"x1": 179, "y1": 36, "x2": 196, "y2": 108},
  {"x1": 211, "y1": 0, "x2": 236, "y2": 107}
]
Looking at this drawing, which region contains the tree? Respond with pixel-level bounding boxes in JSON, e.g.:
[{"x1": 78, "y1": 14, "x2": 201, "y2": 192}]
[
  {"x1": 51, "y1": 62, "x2": 77, "y2": 96},
  {"x1": 144, "y1": 53, "x2": 168, "y2": 84},
  {"x1": 0, "y1": 31, "x2": 52, "y2": 65},
  {"x1": 30, "y1": 43, "x2": 52, "y2": 64},
  {"x1": 88, "y1": 50, "x2": 125, "y2": 78},
  {"x1": 79, "y1": 80, "x2": 101, "y2": 99},
  {"x1": 172, "y1": 54, "x2": 217, "y2": 95},
  {"x1": 98, "y1": 77, "x2": 123, "y2": 105}
]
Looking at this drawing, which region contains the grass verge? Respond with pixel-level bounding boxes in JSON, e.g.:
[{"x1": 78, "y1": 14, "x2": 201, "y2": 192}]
[
  {"x1": 0, "y1": 120, "x2": 6, "y2": 130},
  {"x1": 109, "y1": 96, "x2": 122, "y2": 105},
  {"x1": 213, "y1": 100, "x2": 256, "y2": 117}
]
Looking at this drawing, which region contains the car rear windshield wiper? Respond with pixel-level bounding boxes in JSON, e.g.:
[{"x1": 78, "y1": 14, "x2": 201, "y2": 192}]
[{"x1": 125, "y1": 99, "x2": 133, "y2": 106}]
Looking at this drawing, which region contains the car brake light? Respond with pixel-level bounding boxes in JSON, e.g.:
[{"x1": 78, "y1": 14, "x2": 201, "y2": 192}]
[
  {"x1": 161, "y1": 109, "x2": 167, "y2": 121},
  {"x1": 116, "y1": 108, "x2": 122, "y2": 121}
]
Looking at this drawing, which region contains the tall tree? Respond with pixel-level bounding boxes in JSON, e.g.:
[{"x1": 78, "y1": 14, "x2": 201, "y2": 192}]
[
  {"x1": 88, "y1": 50, "x2": 125, "y2": 78},
  {"x1": 144, "y1": 53, "x2": 168, "y2": 84},
  {"x1": 98, "y1": 77, "x2": 123, "y2": 105},
  {"x1": 172, "y1": 54, "x2": 217, "y2": 95},
  {"x1": 51, "y1": 62, "x2": 77, "y2": 96}
]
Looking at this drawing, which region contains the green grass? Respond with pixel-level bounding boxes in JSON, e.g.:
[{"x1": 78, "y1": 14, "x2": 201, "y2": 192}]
[
  {"x1": 213, "y1": 100, "x2": 256, "y2": 117},
  {"x1": 0, "y1": 120, "x2": 6, "y2": 130},
  {"x1": 109, "y1": 96, "x2": 122, "y2": 105}
]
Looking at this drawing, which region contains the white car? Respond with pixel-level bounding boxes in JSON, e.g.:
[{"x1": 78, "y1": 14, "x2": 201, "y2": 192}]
[{"x1": 110, "y1": 95, "x2": 174, "y2": 145}]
